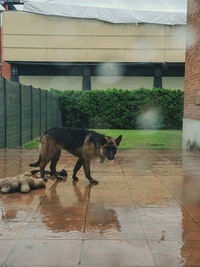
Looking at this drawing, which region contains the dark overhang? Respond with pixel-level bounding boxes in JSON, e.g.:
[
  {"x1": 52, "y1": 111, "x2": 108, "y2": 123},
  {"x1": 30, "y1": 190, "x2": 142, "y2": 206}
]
[{"x1": 8, "y1": 61, "x2": 185, "y2": 77}]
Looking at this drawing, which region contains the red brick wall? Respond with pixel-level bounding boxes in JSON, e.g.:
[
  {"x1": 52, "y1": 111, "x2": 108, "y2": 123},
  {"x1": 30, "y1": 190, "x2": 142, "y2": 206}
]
[
  {"x1": 184, "y1": 0, "x2": 200, "y2": 119},
  {"x1": 1, "y1": 27, "x2": 11, "y2": 80}
]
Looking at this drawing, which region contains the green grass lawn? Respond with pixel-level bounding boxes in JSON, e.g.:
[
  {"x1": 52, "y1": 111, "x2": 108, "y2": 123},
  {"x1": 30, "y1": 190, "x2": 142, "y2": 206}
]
[
  {"x1": 23, "y1": 129, "x2": 182, "y2": 150},
  {"x1": 24, "y1": 138, "x2": 40, "y2": 149}
]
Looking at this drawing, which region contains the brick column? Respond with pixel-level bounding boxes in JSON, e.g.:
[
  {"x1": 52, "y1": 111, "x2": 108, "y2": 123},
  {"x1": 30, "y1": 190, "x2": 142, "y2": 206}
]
[{"x1": 182, "y1": 0, "x2": 200, "y2": 150}]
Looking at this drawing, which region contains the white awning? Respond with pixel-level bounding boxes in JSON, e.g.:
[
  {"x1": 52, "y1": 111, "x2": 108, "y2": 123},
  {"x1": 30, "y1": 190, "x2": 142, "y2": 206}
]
[
  {"x1": 0, "y1": 4, "x2": 5, "y2": 11},
  {"x1": 23, "y1": 0, "x2": 187, "y2": 25}
]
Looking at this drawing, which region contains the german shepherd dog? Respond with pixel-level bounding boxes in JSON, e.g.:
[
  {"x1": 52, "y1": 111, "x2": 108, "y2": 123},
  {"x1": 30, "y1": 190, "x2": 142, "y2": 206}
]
[{"x1": 29, "y1": 127, "x2": 122, "y2": 184}]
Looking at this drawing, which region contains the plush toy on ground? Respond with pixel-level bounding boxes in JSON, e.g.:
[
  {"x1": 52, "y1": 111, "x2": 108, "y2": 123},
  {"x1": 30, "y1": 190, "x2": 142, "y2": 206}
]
[{"x1": 0, "y1": 172, "x2": 46, "y2": 193}]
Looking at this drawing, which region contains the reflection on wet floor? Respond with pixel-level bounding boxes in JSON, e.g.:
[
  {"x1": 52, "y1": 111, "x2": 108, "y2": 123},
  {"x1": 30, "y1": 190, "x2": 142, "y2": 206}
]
[{"x1": 1, "y1": 149, "x2": 200, "y2": 265}]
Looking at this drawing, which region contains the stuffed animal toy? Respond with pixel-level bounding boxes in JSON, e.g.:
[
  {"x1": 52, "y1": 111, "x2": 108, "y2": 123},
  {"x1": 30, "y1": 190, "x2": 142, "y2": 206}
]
[{"x1": 0, "y1": 172, "x2": 46, "y2": 193}]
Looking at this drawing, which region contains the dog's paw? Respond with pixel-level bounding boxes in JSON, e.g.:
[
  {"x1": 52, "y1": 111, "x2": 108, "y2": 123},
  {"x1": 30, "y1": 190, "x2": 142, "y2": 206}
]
[
  {"x1": 72, "y1": 176, "x2": 79, "y2": 182},
  {"x1": 89, "y1": 178, "x2": 99, "y2": 184},
  {"x1": 31, "y1": 169, "x2": 40, "y2": 175},
  {"x1": 59, "y1": 169, "x2": 67, "y2": 177},
  {"x1": 42, "y1": 177, "x2": 48, "y2": 182},
  {"x1": 56, "y1": 175, "x2": 64, "y2": 181}
]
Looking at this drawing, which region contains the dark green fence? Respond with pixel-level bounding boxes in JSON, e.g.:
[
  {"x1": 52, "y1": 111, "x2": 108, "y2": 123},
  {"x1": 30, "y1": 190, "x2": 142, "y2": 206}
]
[{"x1": 0, "y1": 78, "x2": 61, "y2": 148}]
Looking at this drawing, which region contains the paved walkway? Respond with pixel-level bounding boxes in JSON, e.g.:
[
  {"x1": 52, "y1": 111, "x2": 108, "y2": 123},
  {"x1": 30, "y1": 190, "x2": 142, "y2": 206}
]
[{"x1": 1, "y1": 149, "x2": 200, "y2": 266}]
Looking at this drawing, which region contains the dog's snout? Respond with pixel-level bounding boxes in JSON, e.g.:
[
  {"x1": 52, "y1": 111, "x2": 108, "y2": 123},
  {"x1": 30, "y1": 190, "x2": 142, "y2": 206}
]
[{"x1": 107, "y1": 154, "x2": 114, "y2": 160}]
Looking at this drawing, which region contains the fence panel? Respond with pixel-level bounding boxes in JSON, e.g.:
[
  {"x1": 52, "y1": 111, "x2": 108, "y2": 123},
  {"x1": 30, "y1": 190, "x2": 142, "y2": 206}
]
[
  {"x1": 0, "y1": 79, "x2": 5, "y2": 148},
  {"x1": 47, "y1": 91, "x2": 52, "y2": 130},
  {"x1": 0, "y1": 78, "x2": 62, "y2": 148},
  {"x1": 21, "y1": 84, "x2": 32, "y2": 145},
  {"x1": 52, "y1": 92, "x2": 57, "y2": 127},
  {"x1": 54, "y1": 93, "x2": 61, "y2": 127},
  {"x1": 32, "y1": 87, "x2": 40, "y2": 139},
  {"x1": 41, "y1": 90, "x2": 47, "y2": 135},
  {"x1": 6, "y1": 80, "x2": 20, "y2": 148}
]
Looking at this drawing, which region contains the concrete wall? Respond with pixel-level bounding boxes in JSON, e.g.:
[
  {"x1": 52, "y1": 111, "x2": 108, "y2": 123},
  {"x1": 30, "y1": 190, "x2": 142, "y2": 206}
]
[
  {"x1": 2, "y1": 11, "x2": 186, "y2": 63},
  {"x1": 91, "y1": 76, "x2": 154, "y2": 90},
  {"x1": 20, "y1": 76, "x2": 154, "y2": 90},
  {"x1": 19, "y1": 75, "x2": 184, "y2": 91},
  {"x1": 162, "y1": 77, "x2": 185, "y2": 90},
  {"x1": 183, "y1": 118, "x2": 200, "y2": 151},
  {"x1": 182, "y1": 0, "x2": 200, "y2": 150},
  {"x1": 19, "y1": 76, "x2": 82, "y2": 90}
]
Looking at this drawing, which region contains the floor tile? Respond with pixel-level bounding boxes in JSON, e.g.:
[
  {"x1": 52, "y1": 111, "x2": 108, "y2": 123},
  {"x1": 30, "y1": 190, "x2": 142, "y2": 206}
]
[
  {"x1": 0, "y1": 240, "x2": 16, "y2": 265},
  {"x1": 84, "y1": 220, "x2": 145, "y2": 240},
  {"x1": 81, "y1": 240, "x2": 155, "y2": 266},
  {"x1": 149, "y1": 240, "x2": 200, "y2": 266},
  {"x1": 5, "y1": 239, "x2": 82, "y2": 266},
  {"x1": 137, "y1": 208, "x2": 200, "y2": 241}
]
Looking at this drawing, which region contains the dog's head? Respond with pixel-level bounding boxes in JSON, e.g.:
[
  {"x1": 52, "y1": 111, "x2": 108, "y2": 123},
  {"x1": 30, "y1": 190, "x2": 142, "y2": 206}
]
[{"x1": 100, "y1": 135, "x2": 122, "y2": 161}]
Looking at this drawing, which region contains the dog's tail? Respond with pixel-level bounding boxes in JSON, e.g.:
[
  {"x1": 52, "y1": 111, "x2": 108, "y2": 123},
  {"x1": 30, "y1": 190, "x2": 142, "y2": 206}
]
[
  {"x1": 29, "y1": 154, "x2": 41, "y2": 167},
  {"x1": 29, "y1": 141, "x2": 42, "y2": 167}
]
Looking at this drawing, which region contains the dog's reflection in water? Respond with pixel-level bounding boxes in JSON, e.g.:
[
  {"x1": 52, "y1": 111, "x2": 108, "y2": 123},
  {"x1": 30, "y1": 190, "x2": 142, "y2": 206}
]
[{"x1": 39, "y1": 181, "x2": 121, "y2": 234}]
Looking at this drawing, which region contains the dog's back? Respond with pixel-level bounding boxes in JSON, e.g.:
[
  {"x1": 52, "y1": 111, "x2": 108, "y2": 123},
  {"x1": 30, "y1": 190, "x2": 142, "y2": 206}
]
[
  {"x1": 44, "y1": 127, "x2": 90, "y2": 150},
  {"x1": 44, "y1": 127, "x2": 106, "y2": 153}
]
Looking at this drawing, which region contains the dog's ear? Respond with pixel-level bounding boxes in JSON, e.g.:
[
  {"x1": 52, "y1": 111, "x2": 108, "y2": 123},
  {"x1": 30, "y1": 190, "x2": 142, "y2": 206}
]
[
  {"x1": 102, "y1": 137, "x2": 108, "y2": 145},
  {"x1": 99, "y1": 136, "x2": 108, "y2": 146},
  {"x1": 115, "y1": 135, "x2": 122, "y2": 146}
]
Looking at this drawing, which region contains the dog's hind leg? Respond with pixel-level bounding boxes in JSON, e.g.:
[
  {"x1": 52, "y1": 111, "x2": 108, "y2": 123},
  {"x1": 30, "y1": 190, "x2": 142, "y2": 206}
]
[
  {"x1": 83, "y1": 159, "x2": 98, "y2": 184},
  {"x1": 40, "y1": 158, "x2": 51, "y2": 182},
  {"x1": 39, "y1": 135, "x2": 55, "y2": 182},
  {"x1": 50, "y1": 150, "x2": 63, "y2": 180},
  {"x1": 72, "y1": 158, "x2": 83, "y2": 182}
]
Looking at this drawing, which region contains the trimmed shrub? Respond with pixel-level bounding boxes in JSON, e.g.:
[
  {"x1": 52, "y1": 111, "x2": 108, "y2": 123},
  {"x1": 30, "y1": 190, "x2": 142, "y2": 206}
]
[{"x1": 54, "y1": 88, "x2": 184, "y2": 129}]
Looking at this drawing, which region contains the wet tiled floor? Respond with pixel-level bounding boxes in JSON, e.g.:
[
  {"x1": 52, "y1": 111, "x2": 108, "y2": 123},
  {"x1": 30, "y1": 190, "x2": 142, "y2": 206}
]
[{"x1": 1, "y1": 149, "x2": 200, "y2": 266}]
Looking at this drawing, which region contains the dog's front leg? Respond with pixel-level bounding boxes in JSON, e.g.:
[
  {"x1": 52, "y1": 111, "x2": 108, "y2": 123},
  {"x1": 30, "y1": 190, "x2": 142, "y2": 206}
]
[
  {"x1": 83, "y1": 159, "x2": 98, "y2": 184},
  {"x1": 72, "y1": 158, "x2": 83, "y2": 182}
]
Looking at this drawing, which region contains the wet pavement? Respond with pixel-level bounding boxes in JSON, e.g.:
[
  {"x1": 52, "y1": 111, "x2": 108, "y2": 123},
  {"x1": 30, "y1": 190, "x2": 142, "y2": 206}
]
[{"x1": 1, "y1": 149, "x2": 200, "y2": 266}]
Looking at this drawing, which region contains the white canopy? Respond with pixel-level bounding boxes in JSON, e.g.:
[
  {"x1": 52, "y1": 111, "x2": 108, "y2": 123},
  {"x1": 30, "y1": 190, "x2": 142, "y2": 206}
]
[{"x1": 23, "y1": 0, "x2": 187, "y2": 25}]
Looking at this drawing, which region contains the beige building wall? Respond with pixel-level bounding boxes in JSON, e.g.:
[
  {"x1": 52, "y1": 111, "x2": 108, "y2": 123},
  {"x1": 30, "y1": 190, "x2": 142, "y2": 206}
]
[
  {"x1": 19, "y1": 76, "x2": 82, "y2": 90},
  {"x1": 91, "y1": 76, "x2": 154, "y2": 90},
  {"x1": 162, "y1": 77, "x2": 185, "y2": 90},
  {"x1": 2, "y1": 11, "x2": 186, "y2": 63}
]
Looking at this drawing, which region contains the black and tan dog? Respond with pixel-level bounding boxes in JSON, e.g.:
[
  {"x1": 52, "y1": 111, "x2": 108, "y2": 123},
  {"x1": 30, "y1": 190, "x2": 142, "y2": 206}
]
[{"x1": 29, "y1": 127, "x2": 122, "y2": 184}]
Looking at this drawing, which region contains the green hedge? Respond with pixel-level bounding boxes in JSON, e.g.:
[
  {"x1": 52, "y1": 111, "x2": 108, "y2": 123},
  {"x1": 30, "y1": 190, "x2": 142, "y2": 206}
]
[{"x1": 54, "y1": 88, "x2": 184, "y2": 129}]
